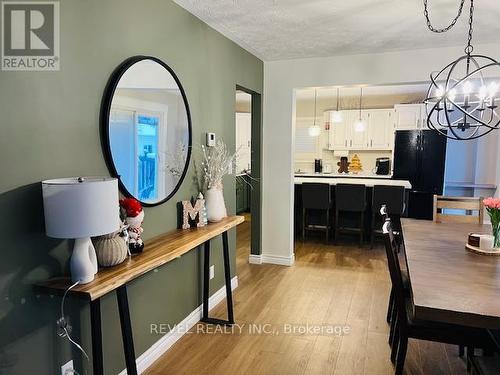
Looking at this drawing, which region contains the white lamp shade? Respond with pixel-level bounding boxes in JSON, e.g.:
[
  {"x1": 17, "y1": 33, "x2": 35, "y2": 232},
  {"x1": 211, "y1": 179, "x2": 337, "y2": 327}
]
[{"x1": 42, "y1": 177, "x2": 120, "y2": 239}]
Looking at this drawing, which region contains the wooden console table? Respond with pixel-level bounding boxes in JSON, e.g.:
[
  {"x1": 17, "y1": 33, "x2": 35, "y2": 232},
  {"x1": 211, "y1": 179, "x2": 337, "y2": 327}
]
[{"x1": 36, "y1": 215, "x2": 244, "y2": 375}]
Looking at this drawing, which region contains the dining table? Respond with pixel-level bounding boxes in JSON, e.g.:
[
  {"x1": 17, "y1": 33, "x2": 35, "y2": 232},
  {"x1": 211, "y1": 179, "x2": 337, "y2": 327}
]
[{"x1": 401, "y1": 218, "x2": 500, "y2": 330}]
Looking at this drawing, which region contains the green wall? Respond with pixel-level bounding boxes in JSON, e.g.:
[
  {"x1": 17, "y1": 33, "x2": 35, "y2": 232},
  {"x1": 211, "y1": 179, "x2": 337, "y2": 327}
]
[{"x1": 0, "y1": 1, "x2": 263, "y2": 374}]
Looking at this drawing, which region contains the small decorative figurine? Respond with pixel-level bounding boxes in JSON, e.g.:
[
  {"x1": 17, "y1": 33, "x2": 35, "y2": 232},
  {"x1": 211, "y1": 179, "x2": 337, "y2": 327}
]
[
  {"x1": 337, "y1": 156, "x2": 350, "y2": 174},
  {"x1": 119, "y1": 198, "x2": 145, "y2": 254},
  {"x1": 198, "y1": 192, "x2": 208, "y2": 225},
  {"x1": 182, "y1": 195, "x2": 207, "y2": 229},
  {"x1": 349, "y1": 154, "x2": 363, "y2": 174}
]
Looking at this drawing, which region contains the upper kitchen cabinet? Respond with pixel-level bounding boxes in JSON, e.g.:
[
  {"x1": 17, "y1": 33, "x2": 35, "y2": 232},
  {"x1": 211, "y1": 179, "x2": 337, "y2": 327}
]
[
  {"x1": 349, "y1": 110, "x2": 369, "y2": 149},
  {"x1": 327, "y1": 109, "x2": 392, "y2": 151},
  {"x1": 394, "y1": 103, "x2": 426, "y2": 130},
  {"x1": 328, "y1": 111, "x2": 349, "y2": 150},
  {"x1": 367, "y1": 109, "x2": 393, "y2": 149}
]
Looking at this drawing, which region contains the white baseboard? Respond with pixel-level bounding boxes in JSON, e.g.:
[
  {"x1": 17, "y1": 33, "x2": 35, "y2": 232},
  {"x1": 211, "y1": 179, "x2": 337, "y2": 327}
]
[
  {"x1": 248, "y1": 254, "x2": 263, "y2": 264},
  {"x1": 118, "y1": 276, "x2": 238, "y2": 375},
  {"x1": 248, "y1": 253, "x2": 295, "y2": 266}
]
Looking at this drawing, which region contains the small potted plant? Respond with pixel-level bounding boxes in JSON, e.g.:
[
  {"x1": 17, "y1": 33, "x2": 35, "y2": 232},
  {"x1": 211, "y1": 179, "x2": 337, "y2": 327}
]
[{"x1": 483, "y1": 197, "x2": 500, "y2": 248}]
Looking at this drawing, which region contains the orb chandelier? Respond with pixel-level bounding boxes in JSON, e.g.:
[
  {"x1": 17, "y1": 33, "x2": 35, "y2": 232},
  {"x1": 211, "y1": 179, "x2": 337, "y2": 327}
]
[{"x1": 423, "y1": 0, "x2": 500, "y2": 140}]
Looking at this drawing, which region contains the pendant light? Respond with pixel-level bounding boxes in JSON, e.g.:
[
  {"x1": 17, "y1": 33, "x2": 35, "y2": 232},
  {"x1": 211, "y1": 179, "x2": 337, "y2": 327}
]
[
  {"x1": 308, "y1": 89, "x2": 321, "y2": 137},
  {"x1": 423, "y1": 0, "x2": 500, "y2": 140},
  {"x1": 331, "y1": 87, "x2": 343, "y2": 123},
  {"x1": 354, "y1": 87, "x2": 366, "y2": 132}
]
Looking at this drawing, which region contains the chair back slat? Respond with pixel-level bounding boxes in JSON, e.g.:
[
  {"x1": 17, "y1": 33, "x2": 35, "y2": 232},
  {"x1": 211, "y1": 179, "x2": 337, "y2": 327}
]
[{"x1": 433, "y1": 195, "x2": 484, "y2": 224}]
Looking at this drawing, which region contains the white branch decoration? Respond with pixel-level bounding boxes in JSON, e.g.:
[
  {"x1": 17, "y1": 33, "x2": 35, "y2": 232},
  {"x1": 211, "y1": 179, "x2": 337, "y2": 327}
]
[{"x1": 200, "y1": 140, "x2": 240, "y2": 190}]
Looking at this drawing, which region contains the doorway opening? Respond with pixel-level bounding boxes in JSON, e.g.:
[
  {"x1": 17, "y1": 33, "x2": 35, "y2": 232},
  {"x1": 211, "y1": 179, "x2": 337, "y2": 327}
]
[{"x1": 235, "y1": 85, "x2": 262, "y2": 264}]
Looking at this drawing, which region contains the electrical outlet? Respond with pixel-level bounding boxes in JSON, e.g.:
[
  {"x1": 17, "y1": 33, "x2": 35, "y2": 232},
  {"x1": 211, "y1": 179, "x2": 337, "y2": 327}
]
[
  {"x1": 209, "y1": 265, "x2": 215, "y2": 280},
  {"x1": 61, "y1": 360, "x2": 74, "y2": 375}
]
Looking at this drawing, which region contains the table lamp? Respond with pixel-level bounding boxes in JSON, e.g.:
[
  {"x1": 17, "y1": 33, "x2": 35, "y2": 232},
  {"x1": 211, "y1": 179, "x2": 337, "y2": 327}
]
[{"x1": 42, "y1": 177, "x2": 119, "y2": 284}]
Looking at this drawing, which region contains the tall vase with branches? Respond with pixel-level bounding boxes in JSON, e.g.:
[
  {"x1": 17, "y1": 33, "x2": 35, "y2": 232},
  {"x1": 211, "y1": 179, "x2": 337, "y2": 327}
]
[{"x1": 200, "y1": 140, "x2": 239, "y2": 222}]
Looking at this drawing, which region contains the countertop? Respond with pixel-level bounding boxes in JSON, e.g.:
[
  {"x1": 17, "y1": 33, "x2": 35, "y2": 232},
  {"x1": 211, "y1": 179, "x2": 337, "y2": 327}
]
[
  {"x1": 295, "y1": 172, "x2": 392, "y2": 179},
  {"x1": 294, "y1": 176, "x2": 412, "y2": 189}
]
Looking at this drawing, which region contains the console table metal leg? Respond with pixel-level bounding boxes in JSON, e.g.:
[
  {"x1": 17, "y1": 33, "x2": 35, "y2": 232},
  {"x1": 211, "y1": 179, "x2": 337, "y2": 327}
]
[
  {"x1": 117, "y1": 285, "x2": 137, "y2": 375},
  {"x1": 90, "y1": 299, "x2": 103, "y2": 375},
  {"x1": 222, "y1": 231, "x2": 234, "y2": 324},
  {"x1": 200, "y1": 231, "x2": 235, "y2": 326},
  {"x1": 202, "y1": 240, "x2": 211, "y2": 320}
]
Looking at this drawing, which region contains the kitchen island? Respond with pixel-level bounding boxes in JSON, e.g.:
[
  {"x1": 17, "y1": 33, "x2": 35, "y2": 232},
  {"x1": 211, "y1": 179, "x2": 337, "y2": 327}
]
[
  {"x1": 295, "y1": 175, "x2": 411, "y2": 189},
  {"x1": 294, "y1": 175, "x2": 412, "y2": 243}
]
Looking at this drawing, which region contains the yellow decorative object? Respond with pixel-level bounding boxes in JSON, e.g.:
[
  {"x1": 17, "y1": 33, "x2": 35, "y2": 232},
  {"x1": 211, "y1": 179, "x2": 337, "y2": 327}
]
[{"x1": 349, "y1": 154, "x2": 363, "y2": 174}]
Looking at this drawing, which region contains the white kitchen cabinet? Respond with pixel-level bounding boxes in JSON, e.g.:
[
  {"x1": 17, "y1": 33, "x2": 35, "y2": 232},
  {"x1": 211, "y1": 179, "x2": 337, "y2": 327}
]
[
  {"x1": 367, "y1": 109, "x2": 393, "y2": 149},
  {"x1": 348, "y1": 110, "x2": 368, "y2": 149},
  {"x1": 328, "y1": 112, "x2": 349, "y2": 150},
  {"x1": 394, "y1": 104, "x2": 425, "y2": 130},
  {"x1": 328, "y1": 109, "x2": 393, "y2": 151}
]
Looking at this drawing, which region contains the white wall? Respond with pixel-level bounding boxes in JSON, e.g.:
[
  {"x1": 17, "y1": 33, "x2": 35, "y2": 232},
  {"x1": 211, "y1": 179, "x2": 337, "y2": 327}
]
[{"x1": 262, "y1": 42, "x2": 500, "y2": 263}]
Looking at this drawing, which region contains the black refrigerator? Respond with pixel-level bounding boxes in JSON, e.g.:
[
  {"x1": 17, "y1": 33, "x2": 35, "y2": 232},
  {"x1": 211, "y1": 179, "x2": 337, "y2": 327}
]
[{"x1": 393, "y1": 130, "x2": 447, "y2": 220}]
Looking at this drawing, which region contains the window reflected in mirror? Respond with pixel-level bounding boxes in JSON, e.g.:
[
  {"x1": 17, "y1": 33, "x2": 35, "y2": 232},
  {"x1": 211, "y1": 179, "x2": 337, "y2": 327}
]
[{"x1": 104, "y1": 57, "x2": 191, "y2": 205}]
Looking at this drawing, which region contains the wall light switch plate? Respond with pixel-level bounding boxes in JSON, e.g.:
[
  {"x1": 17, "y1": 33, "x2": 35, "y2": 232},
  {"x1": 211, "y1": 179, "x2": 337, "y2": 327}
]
[
  {"x1": 209, "y1": 265, "x2": 215, "y2": 280},
  {"x1": 61, "y1": 360, "x2": 74, "y2": 375}
]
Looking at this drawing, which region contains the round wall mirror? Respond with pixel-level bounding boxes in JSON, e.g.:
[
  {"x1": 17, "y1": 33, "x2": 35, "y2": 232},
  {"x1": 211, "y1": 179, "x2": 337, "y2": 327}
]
[{"x1": 101, "y1": 56, "x2": 192, "y2": 206}]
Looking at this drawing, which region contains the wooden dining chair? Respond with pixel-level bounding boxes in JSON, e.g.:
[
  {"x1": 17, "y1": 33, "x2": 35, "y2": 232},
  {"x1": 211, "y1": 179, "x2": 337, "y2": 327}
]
[
  {"x1": 380, "y1": 205, "x2": 409, "y2": 349},
  {"x1": 371, "y1": 185, "x2": 405, "y2": 248},
  {"x1": 433, "y1": 195, "x2": 484, "y2": 224},
  {"x1": 383, "y1": 219, "x2": 494, "y2": 374},
  {"x1": 468, "y1": 330, "x2": 500, "y2": 375}
]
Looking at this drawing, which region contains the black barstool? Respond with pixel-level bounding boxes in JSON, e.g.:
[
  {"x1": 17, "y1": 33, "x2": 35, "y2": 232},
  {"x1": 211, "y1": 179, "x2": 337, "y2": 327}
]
[
  {"x1": 371, "y1": 185, "x2": 405, "y2": 248},
  {"x1": 302, "y1": 183, "x2": 332, "y2": 243},
  {"x1": 334, "y1": 183, "x2": 367, "y2": 246}
]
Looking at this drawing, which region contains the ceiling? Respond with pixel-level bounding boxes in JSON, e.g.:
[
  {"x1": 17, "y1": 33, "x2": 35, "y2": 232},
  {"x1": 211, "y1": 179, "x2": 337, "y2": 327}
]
[{"x1": 173, "y1": 0, "x2": 500, "y2": 61}]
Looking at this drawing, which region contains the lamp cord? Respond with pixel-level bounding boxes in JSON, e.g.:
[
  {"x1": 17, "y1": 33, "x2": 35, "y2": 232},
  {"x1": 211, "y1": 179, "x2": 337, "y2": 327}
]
[{"x1": 58, "y1": 281, "x2": 90, "y2": 367}]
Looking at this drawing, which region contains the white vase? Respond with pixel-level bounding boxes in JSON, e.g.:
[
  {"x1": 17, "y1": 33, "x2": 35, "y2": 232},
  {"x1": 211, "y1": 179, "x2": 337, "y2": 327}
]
[{"x1": 205, "y1": 187, "x2": 227, "y2": 222}]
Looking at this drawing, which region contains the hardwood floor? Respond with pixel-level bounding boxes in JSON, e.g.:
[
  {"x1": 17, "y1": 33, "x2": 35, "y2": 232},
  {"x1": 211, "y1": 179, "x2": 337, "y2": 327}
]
[{"x1": 145, "y1": 215, "x2": 467, "y2": 375}]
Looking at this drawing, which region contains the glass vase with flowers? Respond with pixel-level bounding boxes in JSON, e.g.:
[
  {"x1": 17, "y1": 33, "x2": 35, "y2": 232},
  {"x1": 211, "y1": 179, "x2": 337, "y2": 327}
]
[{"x1": 483, "y1": 197, "x2": 500, "y2": 248}]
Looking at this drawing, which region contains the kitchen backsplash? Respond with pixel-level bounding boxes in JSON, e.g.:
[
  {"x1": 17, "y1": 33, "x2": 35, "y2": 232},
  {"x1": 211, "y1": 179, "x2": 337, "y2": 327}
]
[{"x1": 295, "y1": 150, "x2": 393, "y2": 174}]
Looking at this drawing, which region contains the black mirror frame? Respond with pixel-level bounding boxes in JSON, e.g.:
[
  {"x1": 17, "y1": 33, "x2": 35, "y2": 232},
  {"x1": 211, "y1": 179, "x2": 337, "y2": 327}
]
[{"x1": 100, "y1": 55, "x2": 192, "y2": 207}]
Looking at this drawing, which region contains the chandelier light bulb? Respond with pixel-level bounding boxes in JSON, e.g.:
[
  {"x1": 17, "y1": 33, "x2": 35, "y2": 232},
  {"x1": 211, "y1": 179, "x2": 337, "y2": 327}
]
[
  {"x1": 448, "y1": 88, "x2": 457, "y2": 102},
  {"x1": 435, "y1": 86, "x2": 444, "y2": 98},
  {"x1": 478, "y1": 85, "x2": 488, "y2": 100},
  {"x1": 488, "y1": 82, "x2": 498, "y2": 97}
]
